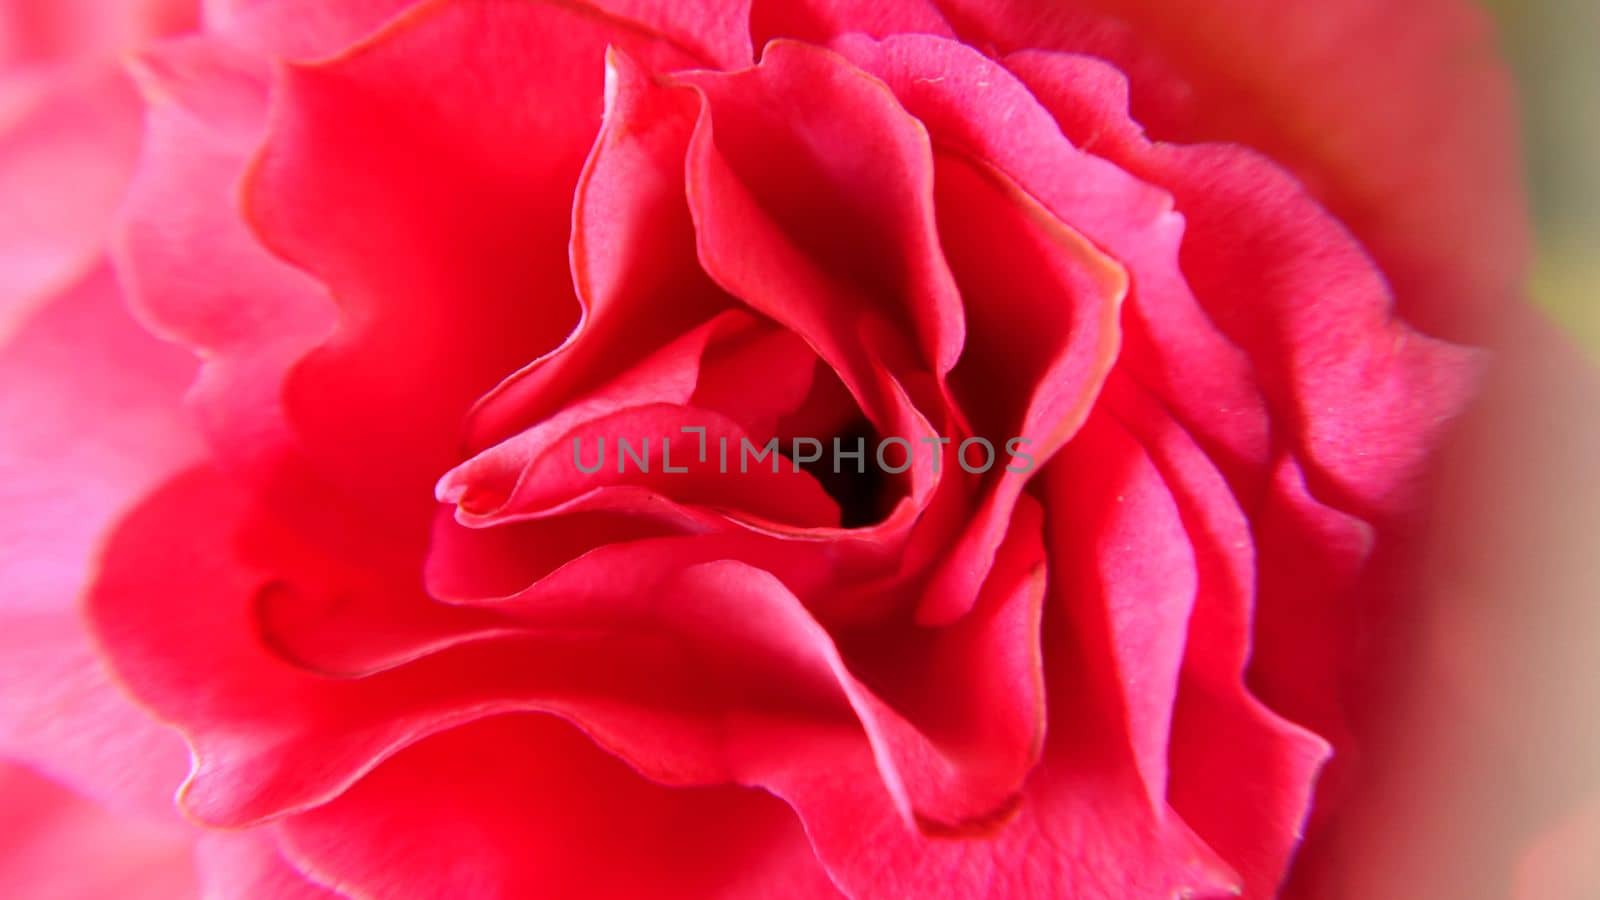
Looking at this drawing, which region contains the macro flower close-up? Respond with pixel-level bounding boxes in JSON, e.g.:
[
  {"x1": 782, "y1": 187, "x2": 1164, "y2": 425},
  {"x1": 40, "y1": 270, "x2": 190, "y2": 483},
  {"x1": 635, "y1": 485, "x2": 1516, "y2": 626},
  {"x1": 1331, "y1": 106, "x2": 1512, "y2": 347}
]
[{"x1": 2, "y1": 0, "x2": 1597, "y2": 897}]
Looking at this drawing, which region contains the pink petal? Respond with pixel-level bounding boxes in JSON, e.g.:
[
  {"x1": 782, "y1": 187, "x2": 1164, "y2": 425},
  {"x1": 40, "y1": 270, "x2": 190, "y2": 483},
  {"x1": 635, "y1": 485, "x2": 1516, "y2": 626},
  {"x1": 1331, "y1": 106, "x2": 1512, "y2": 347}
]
[
  {"x1": 837, "y1": 495, "x2": 1049, "y2": 831},
  {"x1": 1011, "y1": 49, "x2": 1483, "y2": 521},
  {"x1": 455, "y1": 403, "x2": 842, "y2": 528},
  {"x1": 0, "y1": 762, "x2": 196, "y2": 900},
  {"x1": 0, "y1": 64, "x2": 141, "y2": 341},
  {"x1": 1247, "y1": 456, "x2": 1374, "y2": 798},
  {"x1": 1, "y1": 0, "x2": 194, "y2": 68},
  {"x1": 444, "y1": 311, "x2": 832, "y2": 529},
  {"x1": 584, "y1": 0, "x2": 755, "y2": 69},
  {"x1": 115, "y1": 35, "x2": 334, "y2": 476},
  {"x1": 0, "y1": 265, "x2": 199, "y2": 818},
  {"x1": 245, "y1": 488, "x2": 527, "y2": 678},
  {"x1": 200, "y1": 0, "x2": 414, "y2": 60},
  {"x1": 94, "y1": 461, "x2": 1054, "y2": 845},
  {"x1": 195, "y1": 832, "x2": 339, "y2": 900},
  {"x1": 935, "y1": 0, "x2": 1527, "y2": 340},
  {"x1": 838, "y1": 34, "x2": 1270, "y2": 491}
]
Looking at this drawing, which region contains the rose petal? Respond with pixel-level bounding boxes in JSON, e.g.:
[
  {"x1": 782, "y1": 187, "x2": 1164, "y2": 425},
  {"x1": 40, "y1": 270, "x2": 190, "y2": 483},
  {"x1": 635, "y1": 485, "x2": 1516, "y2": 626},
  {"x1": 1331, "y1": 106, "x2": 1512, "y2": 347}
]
[
  {"x1": 584, "y1": 0, "x2": 754, "y2": 69},
  {"x1": 1286, "y1": 309, "x2": 1600, "y2": 897},
  {"x1": 674, "y1": 40, "x2": 966, "y2": 417},
  {"x1": 1011, "y1": 49, "x2": 1483, "y2": 521},
  {"x1": 1045, "y1": 411, "x2": 1195, "y2": 812},
  {"x1": 917, "y1": 149, "x2": 1125, "y2": 623},
  {"x1": 750, "y1": 0, "x2": 953, "y2": 48},
  {"x1": 838, "y1": 34, "x2": 1270, "y2": 490},
  {"x1": 464, "y1": 47, "x2": 730, "y2": 450},
  {"x1": 1, "y1": 0, "x2": 194, "y2": 69},
  {"x1": 463, "y1": 403, "x2": 842, "y2": 528},
  {"x1": 74, "y1": 469, "x2": 881, "y2": 828},
  {"x1": 245, "y1": 486, "x2": 527, "y2": 678},
  {"x1": 115, "y1": 36, "x2": 333, "y2": 475},
  {"x1": 1247, "y1": 456, "x2": 1374, "y2": 794},
  {"x1": 0, "y1": 763, "x2": 197, "y2": 900},
  {"x1": 277, "y1": 714, "x2": 840, "y2": 899},
  {"x1": 0, "y1": 265, "x2": 199, "y2": 817},
  {"x1": 838, "y1": 495, "x2": 1049, "y2": 831},
  {"x1": 200, "y1": 0, "x2": 414, "y2": 60},
  {"x1": 444, "y1": 311, "x2": 832, "y2": 528},
  {"x1": 244, "y1": 0, "x2": 697, "y2": 518},
  {"x1": 195, "y1": 832, "x2": 339, "y2": 900},
  {"x1": 1106, "y1": 375, "x2": 1331, "y2": 895},
  {"x1": 0, "y1": 64, "x2": 141, "y2": 343},
  {"x1": 935, "y1": 0, "x2": 1526, "y2": 340},
  {"x1": 751, "y1": 496, "x2": 1246, "y2": 896}
]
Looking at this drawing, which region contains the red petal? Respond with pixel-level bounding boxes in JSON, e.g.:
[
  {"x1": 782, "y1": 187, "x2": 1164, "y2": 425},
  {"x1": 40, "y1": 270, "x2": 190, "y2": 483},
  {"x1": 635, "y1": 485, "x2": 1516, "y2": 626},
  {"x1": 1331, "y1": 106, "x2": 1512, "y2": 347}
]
[
  {"x1": 750, "y1": 0, "x2": 953, "y2": 48},
  {"x1": 675, "y1": 40, "x2": 966, "y2": 414},
  {"x1": 243, "y1": 0, "x2": 697, "y2": 518},
  {"x1": 465, "y1": 48, "x2": 728, "y2": 450},
  {"x1": 1106, "y1": 375, "x2": 1331, "y2": 895},
  {"x1": 917, "y1": 149, "x2": 1125, "y2": 623},
  {"x1": 73, "y1": 470, "x2": 839, "y2": 827},
  {"x1": 753, "y1": 499, "x2": 1245, "y2": 896},
  {"x1": 839, "y1": 496, "x2": 1049, "y2": 831},
  {"x1": 278, "y1": 715, "x2": 839, "y2": 899},
  {"x1": 1045, "y1": 411, "x2": 1196, "y2": 811},
  {"x1": 444, "y1": 311, "x2": 833, "y2": 529}
]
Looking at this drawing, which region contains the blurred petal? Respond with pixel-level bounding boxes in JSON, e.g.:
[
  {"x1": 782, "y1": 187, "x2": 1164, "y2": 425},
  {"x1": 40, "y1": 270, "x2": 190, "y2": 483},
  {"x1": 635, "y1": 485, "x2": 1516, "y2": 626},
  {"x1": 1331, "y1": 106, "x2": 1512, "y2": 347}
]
[
  {"x1": 195, "y1": 832, "x2": 338, "y2": 900},
  {"x1": 0, "y1": 763, "x2": 196, "y2": 900},
  {"x1": 1286, "y1": 308, "x2": 1600, "y2": 897},
  {"x1": 937, "y1": 0, "x2": 1527, "y2": 340},
  {"x1": 0, "y1": 64, "x2": 140, "y2": 342},
  {"x1": 0, "y1": 265, "x2": 199, "y2": 816}
]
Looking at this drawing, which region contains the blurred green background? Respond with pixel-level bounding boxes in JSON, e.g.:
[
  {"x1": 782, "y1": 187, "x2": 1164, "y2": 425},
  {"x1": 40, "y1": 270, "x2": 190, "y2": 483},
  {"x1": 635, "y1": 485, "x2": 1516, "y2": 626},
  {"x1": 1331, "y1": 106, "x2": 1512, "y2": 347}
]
[{"x1": 1485, "y1": 0, "x2": 1600, "y2": 355}]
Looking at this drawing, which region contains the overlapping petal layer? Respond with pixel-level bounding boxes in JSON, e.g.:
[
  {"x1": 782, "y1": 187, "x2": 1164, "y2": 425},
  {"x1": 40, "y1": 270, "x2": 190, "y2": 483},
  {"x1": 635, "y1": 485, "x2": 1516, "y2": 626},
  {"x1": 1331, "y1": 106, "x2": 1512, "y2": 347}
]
[{"x1": 0, "y1": 0, "x2": 1534, "y2": 896}]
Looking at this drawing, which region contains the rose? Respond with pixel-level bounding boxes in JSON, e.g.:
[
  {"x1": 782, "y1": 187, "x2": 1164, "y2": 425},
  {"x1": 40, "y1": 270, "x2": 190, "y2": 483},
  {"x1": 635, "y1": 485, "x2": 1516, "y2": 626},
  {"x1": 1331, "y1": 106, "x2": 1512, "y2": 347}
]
[{"x1": 1, "y1": 0, "x2": 1595, "y2": 897}]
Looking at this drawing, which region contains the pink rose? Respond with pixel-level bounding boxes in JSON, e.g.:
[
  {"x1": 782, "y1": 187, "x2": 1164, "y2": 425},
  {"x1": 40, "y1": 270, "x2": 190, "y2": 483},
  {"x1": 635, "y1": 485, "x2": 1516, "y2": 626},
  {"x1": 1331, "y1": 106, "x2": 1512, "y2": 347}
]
[{"x1": 2, "y1": 0, "x2": 1596, "y2": 897}]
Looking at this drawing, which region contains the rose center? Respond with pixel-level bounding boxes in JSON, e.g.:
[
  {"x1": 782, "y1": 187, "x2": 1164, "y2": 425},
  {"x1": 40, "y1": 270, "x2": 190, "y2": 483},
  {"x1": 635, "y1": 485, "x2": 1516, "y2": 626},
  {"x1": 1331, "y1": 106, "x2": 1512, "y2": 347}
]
[{"x1": 791, "y1": 419, "x2": 899, "y2": 529}]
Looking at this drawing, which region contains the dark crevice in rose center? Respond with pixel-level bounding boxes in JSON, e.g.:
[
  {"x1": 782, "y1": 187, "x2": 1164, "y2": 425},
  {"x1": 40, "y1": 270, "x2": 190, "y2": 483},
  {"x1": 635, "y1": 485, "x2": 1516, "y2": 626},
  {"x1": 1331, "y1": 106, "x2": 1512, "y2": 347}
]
[{"x1": 792, "y1": 418, "x2": 899, "y2": 529}]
